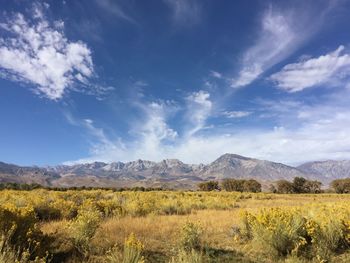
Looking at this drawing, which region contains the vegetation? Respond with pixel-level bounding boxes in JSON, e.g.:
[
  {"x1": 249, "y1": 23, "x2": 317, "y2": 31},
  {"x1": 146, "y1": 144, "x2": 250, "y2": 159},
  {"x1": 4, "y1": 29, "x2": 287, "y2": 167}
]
[
  {"x1": 331, "y1": 178, "x2": 350, "y2": 193},
  {"x1": 197, "y1": 181, "x2": 220, "y2": 191},
  {"x1": 0, "y1": 179, "x2": 350, "y2": 262},
  {"x1": 0, "y1": 182, "x2": 168, "y2": 192},
  {"x1": 179, "y1": 222, "x2": 202, "y2": 251},
  {"x1": 197, "y1": 179, "x2": 261, "y2": 192},
  {"x1": 236, "y1": 204, "x2": 350, "y2": 261},
  {"x1": 221, "y1": 179, "x2": 262, "y2": 192},
  {"x1": 275, "y1": 177, "x2": 322, "y2": 194}
]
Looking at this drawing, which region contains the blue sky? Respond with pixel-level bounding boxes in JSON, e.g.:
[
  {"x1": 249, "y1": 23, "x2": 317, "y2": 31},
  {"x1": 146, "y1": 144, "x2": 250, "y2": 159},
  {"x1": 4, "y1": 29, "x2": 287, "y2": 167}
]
[{"x1": 1, "y1": 0, "x2": 350, "y2": 166}]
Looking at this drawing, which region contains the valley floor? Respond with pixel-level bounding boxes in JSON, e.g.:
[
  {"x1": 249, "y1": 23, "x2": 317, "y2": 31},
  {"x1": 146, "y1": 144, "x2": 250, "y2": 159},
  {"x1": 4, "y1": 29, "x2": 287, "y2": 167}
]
[{"x1": 1, "y1": 190, "x2": 350, "y2": 262}]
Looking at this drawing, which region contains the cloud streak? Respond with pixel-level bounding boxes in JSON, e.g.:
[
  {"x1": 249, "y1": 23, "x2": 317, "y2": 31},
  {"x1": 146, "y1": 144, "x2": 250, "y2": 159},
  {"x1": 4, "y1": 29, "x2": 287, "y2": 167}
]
[
  {"x1": 185, "y1": 90, "x2": 212, "y2": 137},
  {"x1": 94, "y1": 0, "x2": 137, "y2": 24},
  {"x1": 164, "y1": 0, "x2": 201, "y2": 26},
  {"x1": 223, "y1": 111, "x2": 251, "y2": 118}
]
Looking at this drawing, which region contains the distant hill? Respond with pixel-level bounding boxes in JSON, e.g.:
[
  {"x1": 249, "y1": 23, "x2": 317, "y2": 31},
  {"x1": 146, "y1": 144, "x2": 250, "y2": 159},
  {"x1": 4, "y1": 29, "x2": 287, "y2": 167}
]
[
  {"x1": 198, "y1": 154, "x2": 308, "y2": 181},
  {"x1": 1, "y1": 154, "x2": 349, "y2": 189},
  {"x1": 298, "y1": 160, "x2": 350, "y2": 182}
]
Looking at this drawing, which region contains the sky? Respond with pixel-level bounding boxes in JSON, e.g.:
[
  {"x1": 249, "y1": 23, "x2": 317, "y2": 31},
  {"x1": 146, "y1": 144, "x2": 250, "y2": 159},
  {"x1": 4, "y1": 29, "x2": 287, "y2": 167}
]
[{"x1": 1, "y1": 0, "x2": 350, "y2": 166}]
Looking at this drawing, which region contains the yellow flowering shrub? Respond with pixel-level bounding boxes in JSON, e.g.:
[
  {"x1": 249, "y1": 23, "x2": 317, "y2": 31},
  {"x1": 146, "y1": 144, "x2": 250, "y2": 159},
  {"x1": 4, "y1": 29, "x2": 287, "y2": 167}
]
[
  {"x1": 122, "y1": 233, "x2": 145, "y2": 263},
  {"x1": 238, "y1": 203, "x2": 350, "y2": 261},
  {"x1": 180, "y1": 222, "x2": 202, "y2": 251},
  {"x1": 0, "y1": 205, "x2": 47, "y2": 261},
  {"x1": 69, "y1": 204, "x2": 102, "y2": 256}
]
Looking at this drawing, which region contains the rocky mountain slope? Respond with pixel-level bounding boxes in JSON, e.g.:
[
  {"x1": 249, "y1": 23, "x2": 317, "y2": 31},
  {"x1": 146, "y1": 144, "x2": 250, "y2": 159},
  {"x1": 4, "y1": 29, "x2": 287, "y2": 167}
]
[
  {"x1": 1, "y1": 154, "x2": 348, "y2": 189},
  {"x1": 199, "y1": 154, "x2": 308, "y2": 181},
  {"x1": 298, "y1": 160, "x2": 350, "y2": 181}
]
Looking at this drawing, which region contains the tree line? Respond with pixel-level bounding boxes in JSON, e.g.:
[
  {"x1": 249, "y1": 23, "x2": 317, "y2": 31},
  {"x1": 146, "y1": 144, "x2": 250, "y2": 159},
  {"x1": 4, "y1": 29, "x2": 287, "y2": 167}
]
[
  {"x1": 1, "y1": 178, "x2": 350, "y2": 193},
  {"x1": 0, "y1": 183, "x2": 168, "y2": 192},
  {"x1": 198, "y1": 177, "x2": 350, "y2": 194},
  {"x1": 198, "y1": 179, "x2": 262, "y2": 192},
  {"x1": 271, "y1": 177, "x2": 322, "y2": 194}
]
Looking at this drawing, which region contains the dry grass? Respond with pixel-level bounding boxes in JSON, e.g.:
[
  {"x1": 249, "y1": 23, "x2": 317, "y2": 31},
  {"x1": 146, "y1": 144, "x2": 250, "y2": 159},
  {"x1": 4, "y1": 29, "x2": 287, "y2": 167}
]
[
  {"x1": 35, "y1": 193, "x2": 350, "y2": 262},
  {"x1": 93, "y1": 210, "x2": 239, "y2": 252}
]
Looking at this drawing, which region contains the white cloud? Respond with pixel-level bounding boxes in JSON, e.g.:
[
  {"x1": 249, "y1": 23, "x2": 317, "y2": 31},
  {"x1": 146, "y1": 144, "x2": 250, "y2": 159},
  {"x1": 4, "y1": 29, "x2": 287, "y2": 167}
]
[
  {"x1": 185, "y1": 90, "x2": 212, "y2": 137},
  {"x1": 0, "y1": 3, "x2": 95, "y2": 100},
  {"x1": 164, "y1": 0, "x2": 201, "y2": 26},
  {"x1": 66, "y1": 109, "x2": 350, "y2": 166},
  {"x1": 223, "y1": 111, "x2": 251, "y2": 118},
  {"x1": 270, "y1": 45, "x2": 350, "y2": 92},
  {"x1": 64, "y1": 100, "x2": 179, "y2": 164},
  {"x1": 210, "y1": 70, "x2": 223, "y2": 79},
  {"x1": 231, "y1": 2, "x2": 335, "y2": 88},
  {"x1": 65, "y1": 86, "x2": 350, "y2": 166}
]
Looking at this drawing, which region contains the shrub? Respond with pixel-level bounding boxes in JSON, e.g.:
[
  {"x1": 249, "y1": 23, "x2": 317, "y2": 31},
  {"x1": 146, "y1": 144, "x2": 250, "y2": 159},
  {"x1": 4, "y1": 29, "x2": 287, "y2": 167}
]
[
  {"x1": 238, "y1": 205, "x2": 350, "y2": 261},
  {"x1": 0, "y1": 235, "x2": 48, "y2": 263},
  {"x1": 305, "y1": 217, "x2": 348, "y2": 260},
  {"x1": 180, "y1": 222, "x2": 202, "y2": 251},
  {"x1": 122, "y1": 233, "x2": 144, "y2": 263},
  {"x1": 240, "y1": 208, "x2": 308, "y2": 258},
  {"x1": 34, "y1": 205, "x2": 61, "y2": 221},
  {"x1": 105, "y1": 244, "x2": 123, "y2": 263},
  {"x1": 69, "y1": 207, "x2": 101, "y2": 256},
  {"x1": 0, "y1": 206, "x2": 48, "y2": 260},
  {"x1": 169, "y1": 249, "x2": 203, "y2": 263},
  {"x1": 105, "y1": 233, "x2": 145, "y2": 263},
  {"x1": 0, "y1": 207, "x2": 47, "y2": 263}
]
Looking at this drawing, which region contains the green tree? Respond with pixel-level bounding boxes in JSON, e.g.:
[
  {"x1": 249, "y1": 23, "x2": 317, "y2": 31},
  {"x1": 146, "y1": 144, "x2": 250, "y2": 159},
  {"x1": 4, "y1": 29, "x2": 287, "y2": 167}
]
[
  {"x1": 292, "y1": 177, "x2": 308, "y2": 193},
  {"x1": 276, "y1": 180, "x2": 294, "y2": 194},
  {"x1": 304, "y1": 180, "x2": 322, "y2": 193},
  {"x1": 243, "y1": 179, "x2": 262, "y2": 193},
  {"x1": 268, "y1": 184, "x2": 277, "y2": 193},
  {"x1": 197, "y1": 181, "x2": 219, "y2": 191},
  {"x1": 221, "y1": 179, "x2": 244, "y2": 192},
  {"x1": 331, "y1": 178, "x2": 350, "y2": 193}
]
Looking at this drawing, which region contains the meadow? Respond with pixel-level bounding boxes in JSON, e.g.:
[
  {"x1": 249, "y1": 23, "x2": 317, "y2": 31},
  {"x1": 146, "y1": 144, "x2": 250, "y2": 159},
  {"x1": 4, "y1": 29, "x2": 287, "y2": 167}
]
[{"x1": 1, "y1": 189, "x2": 350, "y2": 262}]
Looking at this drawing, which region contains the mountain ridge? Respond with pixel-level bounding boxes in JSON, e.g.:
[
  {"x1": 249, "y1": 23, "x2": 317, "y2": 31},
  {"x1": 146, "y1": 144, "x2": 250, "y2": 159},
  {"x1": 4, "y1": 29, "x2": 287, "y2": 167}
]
[{"x1": 1, "y1": 154, "x2": 349, "y2": 189}]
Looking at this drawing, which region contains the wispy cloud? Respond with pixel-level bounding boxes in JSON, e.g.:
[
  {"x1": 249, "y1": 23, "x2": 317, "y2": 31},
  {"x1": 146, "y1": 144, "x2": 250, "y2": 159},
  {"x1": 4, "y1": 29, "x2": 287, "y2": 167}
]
[
  {"x1": 231, "y1": 3, "x2": 334, "y2": 88},
  {"x1": 270, "y1": 45, "x2": 350, "y2": 92},
  {"x1": 132, "y1": 101, "x2": 178, "y2": 160},
  {"x1": 0, "y1": 3, "x2": 95, "y2": 100},
  {"x1": 94, "y1": 0, "x2": 137, "y2": 24},
  {"x1": 65, "y1": 85, "x2": 350, "y2": 165},
  {"x1": 185, "y1": 90, "x2": 212, "y2": 137},
  {"x1": 164, "y1": 0, "x2": 201, "y2": 26},
  {"x1": 223, "y1": 111, "x2": 251, "y2": 118},
  {"x1": 210, "y1": 70, "x2": 223, "y2": 79}
]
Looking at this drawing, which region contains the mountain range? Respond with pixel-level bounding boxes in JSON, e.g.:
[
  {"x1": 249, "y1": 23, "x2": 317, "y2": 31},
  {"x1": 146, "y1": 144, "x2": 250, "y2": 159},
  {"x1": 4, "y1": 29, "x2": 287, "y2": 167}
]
[{"x1": 0, "y1": 154, "x2": 349, "y2": 189}]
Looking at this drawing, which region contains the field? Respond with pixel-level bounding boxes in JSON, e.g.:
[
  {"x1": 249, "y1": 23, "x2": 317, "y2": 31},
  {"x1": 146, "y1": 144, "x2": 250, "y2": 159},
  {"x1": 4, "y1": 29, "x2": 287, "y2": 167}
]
[{"x1": 1, "y1": 190, "x2": 350, "y2": 262}]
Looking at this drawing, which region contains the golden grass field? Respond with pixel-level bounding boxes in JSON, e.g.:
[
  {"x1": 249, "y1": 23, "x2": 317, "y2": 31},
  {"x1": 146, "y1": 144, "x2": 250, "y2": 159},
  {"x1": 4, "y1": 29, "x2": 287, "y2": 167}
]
[{"x1": 1, "y1": 190, "x2": 350, "y2": 262}]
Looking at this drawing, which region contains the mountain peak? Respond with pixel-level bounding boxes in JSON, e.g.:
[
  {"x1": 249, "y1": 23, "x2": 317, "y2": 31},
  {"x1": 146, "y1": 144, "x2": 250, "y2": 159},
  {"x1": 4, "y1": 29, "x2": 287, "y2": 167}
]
[{"x1": 215, "y1": 153, "x2": 252, "y2": 162}]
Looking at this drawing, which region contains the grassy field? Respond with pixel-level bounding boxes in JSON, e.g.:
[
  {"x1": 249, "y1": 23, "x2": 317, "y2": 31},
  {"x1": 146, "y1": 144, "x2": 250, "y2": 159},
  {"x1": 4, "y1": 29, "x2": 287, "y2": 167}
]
[{"x1": 1, "y1": 190, "x2": 350, "y2": 262}]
